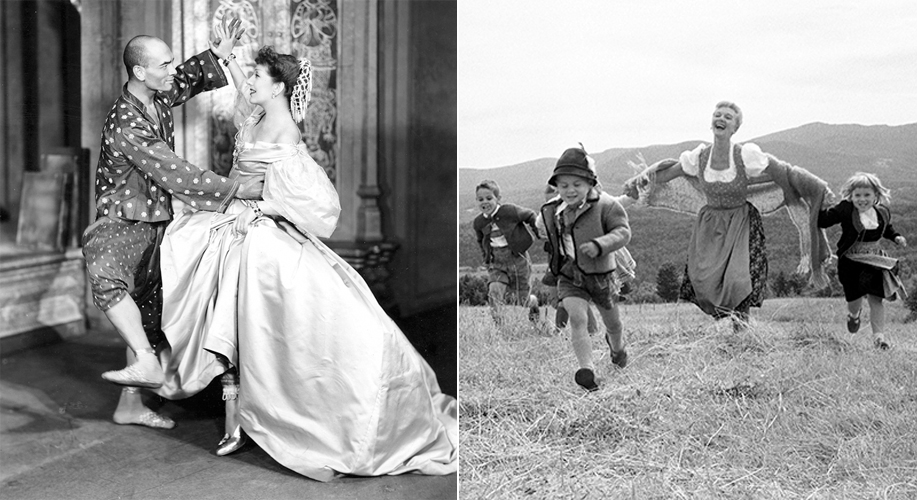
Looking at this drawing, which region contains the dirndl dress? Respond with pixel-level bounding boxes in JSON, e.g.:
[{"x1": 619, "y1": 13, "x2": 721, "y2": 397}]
[{"x1": 679, "y1": 146, "x2": 767, "y2": 318}]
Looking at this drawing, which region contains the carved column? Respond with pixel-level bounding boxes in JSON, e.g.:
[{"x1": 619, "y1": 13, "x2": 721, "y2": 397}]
[{"x1": 334, "y1": 0, "x2": 397, "y2": 306}]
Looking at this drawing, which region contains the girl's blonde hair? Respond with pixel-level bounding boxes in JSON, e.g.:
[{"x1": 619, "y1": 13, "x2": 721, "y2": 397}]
[{"x1": 840, "y1": 172, "x2": 891, "y2": 205}]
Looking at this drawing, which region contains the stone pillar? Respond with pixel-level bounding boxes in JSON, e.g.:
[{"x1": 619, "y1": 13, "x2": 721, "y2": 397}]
[{"x1": 338, "y1": 0, "x2": 382, "y2": 242}]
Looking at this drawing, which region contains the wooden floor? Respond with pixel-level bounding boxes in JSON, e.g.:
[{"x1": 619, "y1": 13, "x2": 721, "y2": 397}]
[{"x1": 0, "y1": 307, "x2": 457, "y2": 500}]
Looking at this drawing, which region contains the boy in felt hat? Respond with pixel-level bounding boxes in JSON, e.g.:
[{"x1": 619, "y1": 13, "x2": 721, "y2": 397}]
[
  {"x1": 538, "y1": 146, "x2": 632, "y2": 391},
  {"x1": 473, "y1": 179, "x2": 541, "y2": 327},
  {"x1": 540, "y1": 184, "x2": 599, "y2": 334}
]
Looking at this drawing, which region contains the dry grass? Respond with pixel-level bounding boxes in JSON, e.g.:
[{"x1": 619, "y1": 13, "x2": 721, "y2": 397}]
[{"x1": 459, "y1": 298, "x2": 917, "y2": 499}]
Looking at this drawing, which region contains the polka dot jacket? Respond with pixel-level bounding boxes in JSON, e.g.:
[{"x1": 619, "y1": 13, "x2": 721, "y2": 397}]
[{"x1": 94, "y1": 50, "x2": 238, "y2": 222}]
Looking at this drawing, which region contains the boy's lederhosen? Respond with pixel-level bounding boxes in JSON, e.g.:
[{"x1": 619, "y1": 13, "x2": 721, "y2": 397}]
[
  {"x1": 487, "y1": 246, "x2": 533, "y2": 304},
  {"x1": 545, "y1": 198, "x2": 630, "y2": 310},
  {"x1": 554, "y1": 207, "x2": 615, "y2": 309},
  {"x1": 83, "y1": 216, "x2": 168, "y2": 346},
  {"x1": 475, "y1": 204, "x2": 537, "y2": 305},
  {"x1": 556, "y1": 269, "x2": 616, "y2": 310}
]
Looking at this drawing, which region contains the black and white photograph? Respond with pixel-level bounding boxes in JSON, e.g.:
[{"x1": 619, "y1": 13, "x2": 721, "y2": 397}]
[
  {"x1": 4, "y1": 0, "x2": 917, "y2": 498},
  {"x1": 1, "y1": 0, "x2": 456, "y2": 498},
  {"x1": 458, "y1": 0, "x2": 917, "y2": 498}
]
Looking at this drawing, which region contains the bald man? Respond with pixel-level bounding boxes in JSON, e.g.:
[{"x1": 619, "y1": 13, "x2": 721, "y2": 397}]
[{"x1": 82, "y1": 19, "x2": 257, "y2": 428}]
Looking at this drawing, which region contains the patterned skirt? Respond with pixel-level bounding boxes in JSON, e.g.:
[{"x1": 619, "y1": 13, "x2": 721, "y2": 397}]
[
  {"x1": 680, "y1": 202, "x2": 767, "y2": 319},
  {"x1": 838, "y1": 242, "x2": 905, "y2": 301}
]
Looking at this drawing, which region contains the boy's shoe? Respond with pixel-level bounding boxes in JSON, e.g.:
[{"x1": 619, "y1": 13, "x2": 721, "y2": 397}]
[
  {"x1": 527, "y1": 295, "x2": 540, "y2": 323},
  {"x1": 846, "y1": 314, "x2": 861, "y2": 333},
  {"x1": 610, "y1": 348, "x2": 628, "y2": 368},
  {"x1": 528, "y1": 305, "x2": 540, "y2": 323},
  {"x1": 874, "y1": 338, "x2": 890, "y2": 350},
  {"x1": 574, "y1": 368, "x2": 599, "y2": 392}
]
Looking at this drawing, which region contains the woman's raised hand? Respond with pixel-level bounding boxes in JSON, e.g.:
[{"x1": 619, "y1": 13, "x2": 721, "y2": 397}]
[{"x1": 622, "y1": 178, "x2": 641, "y2": 200}]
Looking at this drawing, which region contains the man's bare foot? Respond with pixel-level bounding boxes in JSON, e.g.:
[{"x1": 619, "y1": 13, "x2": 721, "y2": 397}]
[
  {"x1": 102, "y1": 351, "x2": 164, "y2": 388},
  {"x1": 113, "y1": 410, "x2": 176, "y2": 429},
  {"x1": 112, "y1": 387, "x2": 175, "y2": 429}
]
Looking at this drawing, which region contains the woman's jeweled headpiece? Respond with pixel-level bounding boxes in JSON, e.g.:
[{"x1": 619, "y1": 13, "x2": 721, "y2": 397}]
[{"x1": 290, "y1": 58, "x2": 312, "y2": 123}]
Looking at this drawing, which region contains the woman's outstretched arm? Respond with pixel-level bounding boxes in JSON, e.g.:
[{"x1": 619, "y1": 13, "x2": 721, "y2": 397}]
[{"x1": 622, "y1": 158, "x2": 682, "y2": 199}]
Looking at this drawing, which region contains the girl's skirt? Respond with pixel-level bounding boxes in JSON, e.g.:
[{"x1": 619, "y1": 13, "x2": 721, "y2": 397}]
[{"x1": 839, "y1": 241, "x2": 906, "y2": 301}]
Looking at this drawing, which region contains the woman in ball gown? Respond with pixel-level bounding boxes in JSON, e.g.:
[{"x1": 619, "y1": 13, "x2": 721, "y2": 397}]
[{"x1": 152, "y1": 45, "x2": 457, "y2": 482}]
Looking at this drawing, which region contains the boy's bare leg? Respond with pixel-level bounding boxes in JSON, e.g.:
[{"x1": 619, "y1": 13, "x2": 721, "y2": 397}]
[
  {"x1": 586, "y1": 305, "x2": 599, "y2": 334},
  {"x1": 596, "y1": 302, "x2": 623, "y2": 352},
  {"x1": 102, "y1": 296, "x2": 165, "y2": 387},
  {"x1": 555, "y1": 304, "x2": 569, "y2": 330},
  {"x1": 565, "y1": 297, "x2": 600, "y2": 390},
  {"x1": 597, "y1": 301, "x2": 628, "y2": 368},
  {"x1": 563, "y1": 297, "x2": 594, "y2": 370},
  {"x1": 488, "y1": 282, "x2": 508, "y2": 326}
]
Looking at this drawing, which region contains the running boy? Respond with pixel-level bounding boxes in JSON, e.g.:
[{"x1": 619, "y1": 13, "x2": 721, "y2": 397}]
[
  {"x1": 540, "y1": 184, "x2": 598, "y2": 333},
  {"x1": 540, "y1": 146, "x2": 631, "y2": 391},
  {"x1": 473, "y1": 180, "x2": 540, "y2": 326}
]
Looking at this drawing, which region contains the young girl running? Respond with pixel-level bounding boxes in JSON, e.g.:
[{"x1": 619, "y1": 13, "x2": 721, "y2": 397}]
[{"x1": 818, "y1": 172, "x2": 908, "y2": 349}]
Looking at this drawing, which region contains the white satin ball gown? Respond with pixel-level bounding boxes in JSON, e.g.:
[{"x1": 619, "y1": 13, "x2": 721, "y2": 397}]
[{"x1": 152, "y1": 98, "x2": 457, "y2": 482}]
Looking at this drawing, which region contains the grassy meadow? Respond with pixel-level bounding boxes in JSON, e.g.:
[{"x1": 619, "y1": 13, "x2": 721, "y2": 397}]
[{"x1": 459, "y1": 298, "x2": 917, "y2": 499}]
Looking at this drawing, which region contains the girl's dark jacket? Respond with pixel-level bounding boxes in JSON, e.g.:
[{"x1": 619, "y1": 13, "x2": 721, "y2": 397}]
[{"x1": 817, "y1": 199, "x2": 900, "y2": 258}]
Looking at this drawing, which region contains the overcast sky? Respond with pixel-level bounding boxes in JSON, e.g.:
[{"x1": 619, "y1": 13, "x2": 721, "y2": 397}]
[{"x1": 458, "y1": 0, "x2": 917, "y2": 168}]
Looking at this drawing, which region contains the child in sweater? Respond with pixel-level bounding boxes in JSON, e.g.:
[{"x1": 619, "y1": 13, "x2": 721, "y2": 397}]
[{"x1": 818, "y1": 172, "x2": 907, "y2": 349}]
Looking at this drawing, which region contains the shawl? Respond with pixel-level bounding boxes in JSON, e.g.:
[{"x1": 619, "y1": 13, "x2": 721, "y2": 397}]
[{"x1": 626, "y1": 152, "x2": 832, "y2": 287}]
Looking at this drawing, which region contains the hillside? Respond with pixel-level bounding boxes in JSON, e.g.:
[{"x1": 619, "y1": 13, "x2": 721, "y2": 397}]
[{"x1": 459, "y1": 122, "x2": 917, "y2": 287}]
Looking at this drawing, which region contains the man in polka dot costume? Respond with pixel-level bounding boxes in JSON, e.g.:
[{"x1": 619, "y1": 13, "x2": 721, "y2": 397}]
[{"x1": 82, "y1": 18, "x2": 262, "y2": 428}]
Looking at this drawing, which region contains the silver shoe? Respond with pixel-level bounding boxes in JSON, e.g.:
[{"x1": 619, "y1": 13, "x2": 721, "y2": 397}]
[{"x1": 216, "y1": 425, "x2": 246, "y2": 456}]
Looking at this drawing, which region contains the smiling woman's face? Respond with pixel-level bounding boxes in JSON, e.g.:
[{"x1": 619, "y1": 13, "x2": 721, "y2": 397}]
[
  {"x1": 246, "y1": 64, "x2": 277, "y2": 105},
  {"x1": 711, "y1": 106, "x2": 740, "y2": 137}
]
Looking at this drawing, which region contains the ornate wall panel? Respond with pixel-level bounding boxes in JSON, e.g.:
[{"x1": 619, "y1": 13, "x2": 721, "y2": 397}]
[
  {"x1": 206, "y1": 0, "x2": 339, "y2": 184},
  {"x1": 171, "y1": 0, "x2": 393, "y2": 299}
]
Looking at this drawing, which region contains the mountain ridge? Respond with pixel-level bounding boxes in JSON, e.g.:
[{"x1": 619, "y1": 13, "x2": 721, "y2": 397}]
[
  {"x1": 460, "y1": 121, "x2": 917, "y2": 224},
  {"x1": 459, "y1": 122, "x2": 917, "y2": 281}
]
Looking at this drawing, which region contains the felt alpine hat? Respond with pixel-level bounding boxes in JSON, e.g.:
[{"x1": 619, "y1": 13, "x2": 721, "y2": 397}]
[{"x1": 549, "y1": 146, "x2": 597, "y2": 186}]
